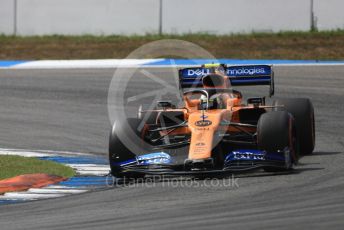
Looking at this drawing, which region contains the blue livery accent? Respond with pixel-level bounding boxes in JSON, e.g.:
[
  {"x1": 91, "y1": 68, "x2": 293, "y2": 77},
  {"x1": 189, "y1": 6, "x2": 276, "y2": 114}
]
[
  {"x1": 225, "y1": 150, "x2": 266, "y2": 163},
  {"x1": 265, "y1": 152, "x2": 286, "y2": 162},
  {"x1": 230, "y1": 78, "x2": 271, "y2": 84},
  {"x1": 179, "y1": 64, "x2": 273, "y2": 88},
  {"x1": 110, "y1": 152, "x2": 172, "y2": 167},
  {"x1": 137, "y1": 152, "x2": 172, "y2": 165},
  {"x1": 119, "y1": 159, "x2": 137, "y2": 166},
  {"x1": 227, "y1": 65, "x2": 272, "y2": 87},
  {"x1": 180, "y1": 67, "x2": 211, "y2": 78},
  {"x1": 179, "y1": 68, "x2": 206, "y2": 87},
  {"x1": 224, "y1": 149, "x2": 287, "y2": 168},
  {"x1": 110, "y1": 159, "x2": 137, "y2": 167},
  {"x1": 226, "y1": 65, "x2": 271, "y2": 77}
]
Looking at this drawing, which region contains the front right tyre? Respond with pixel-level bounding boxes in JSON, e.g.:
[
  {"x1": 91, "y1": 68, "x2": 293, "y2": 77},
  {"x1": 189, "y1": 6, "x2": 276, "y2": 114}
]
[{"x1": 257, "y1": 111, "x2": 296, "y2": 172}]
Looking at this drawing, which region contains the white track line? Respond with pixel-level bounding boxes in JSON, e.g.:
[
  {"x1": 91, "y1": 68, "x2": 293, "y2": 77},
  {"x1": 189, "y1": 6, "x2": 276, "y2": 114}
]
[
  {"x1": 4, "y1": 192, "x2": 65, "y2": 200},
  {"x1": 138, "y1": 63, "x2": 344, "y2": 68},
  {"x1": 2, "y1": 59, "x2": 162, "y2": 69},
  {"x1": 0, "y1": 148, "x2": 94, "y2": 157},
  {"x1": 77, "y1": 170, "x2": 109, "y2": 176},
  {"x1": 46, "y1": 185, "x2": 93, "y2": 189},
  {"x1": 47, "y1": 185, "x2": 82, "y2": 189},
  {"x1": 28, "y1": 188, "x2": 87, "y2": 194},
  {"x1": 68, "y1": 165, "x2": 110, "y2": 171},
  {"x1": 275, "y1": 63, "x2": 344, "y2": 66},
  {"x1": 2, "y1": 59, "x2": 344, "y2": 70},
  {"x1": 66, "y1": 164, "x2": 109, "y2": 168},
  {"x1": 0, "y1": 150, "x2": 54, "y2": 157},
  {"x1": 66, "y1": 164, "x2": 110, "y2": 176}
]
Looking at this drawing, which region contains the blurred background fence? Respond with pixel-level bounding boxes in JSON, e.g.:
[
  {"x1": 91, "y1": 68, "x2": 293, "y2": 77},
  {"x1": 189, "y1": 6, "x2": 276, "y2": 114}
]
[{"x1": 0, "y1": 0, "x2": 343, "y2": 36}]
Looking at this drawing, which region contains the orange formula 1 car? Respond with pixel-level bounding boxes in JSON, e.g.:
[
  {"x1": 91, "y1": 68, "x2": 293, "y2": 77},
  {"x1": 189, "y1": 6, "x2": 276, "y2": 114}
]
[{"x1": 109, "y1": 64, "x2": 315, "y2": 178}]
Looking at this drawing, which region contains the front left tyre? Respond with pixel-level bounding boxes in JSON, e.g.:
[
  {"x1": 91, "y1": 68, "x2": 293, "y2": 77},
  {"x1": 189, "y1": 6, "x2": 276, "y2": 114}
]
[{"x1": 109, "y1": 118, "x2": 146, "y2": 178}]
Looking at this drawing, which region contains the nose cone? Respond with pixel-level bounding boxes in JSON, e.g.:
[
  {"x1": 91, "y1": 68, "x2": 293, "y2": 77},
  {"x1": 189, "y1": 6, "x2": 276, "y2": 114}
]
[{"x1": 187, "y1": 112, "x2": 222, "y2": 160}]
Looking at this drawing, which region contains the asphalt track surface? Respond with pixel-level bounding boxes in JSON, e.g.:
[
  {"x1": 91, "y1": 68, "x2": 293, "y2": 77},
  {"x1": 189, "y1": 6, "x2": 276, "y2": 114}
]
[{"x1": 0, "y1": 66, "x2": 343, "y2": 229}]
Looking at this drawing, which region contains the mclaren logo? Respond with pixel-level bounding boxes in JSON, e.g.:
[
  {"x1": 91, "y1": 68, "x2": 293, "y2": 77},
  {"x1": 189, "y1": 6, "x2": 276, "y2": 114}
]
[{"x1": 195, "y1": 120, "x2": 212, "y2": 127}]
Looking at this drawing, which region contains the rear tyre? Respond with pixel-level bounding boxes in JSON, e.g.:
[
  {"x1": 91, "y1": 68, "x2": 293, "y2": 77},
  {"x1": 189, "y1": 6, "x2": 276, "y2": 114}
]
[
  {"x1": 257, "y1": 111, "x2": 295, "y2": 172},
  {"x1": 274, "y1": 98, "x2": 315, "y2": 155},
  {"x1": 109, "y1": 118, "x2": 146, "y2": 179}
]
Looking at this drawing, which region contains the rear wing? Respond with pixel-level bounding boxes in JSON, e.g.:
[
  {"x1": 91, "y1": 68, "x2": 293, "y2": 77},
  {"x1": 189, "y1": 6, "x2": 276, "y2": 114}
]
[{"x1": 179, "y1": 65, "x2": 274, "y2": 96}]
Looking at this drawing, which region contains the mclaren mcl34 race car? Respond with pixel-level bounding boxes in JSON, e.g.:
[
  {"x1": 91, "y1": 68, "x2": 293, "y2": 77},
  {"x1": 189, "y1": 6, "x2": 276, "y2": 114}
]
[{"x1": 109, "y1": 64, "x2": 315, "y2": 178}]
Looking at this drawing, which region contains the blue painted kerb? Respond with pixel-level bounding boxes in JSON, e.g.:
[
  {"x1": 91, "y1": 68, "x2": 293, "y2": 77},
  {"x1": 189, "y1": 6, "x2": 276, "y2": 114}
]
[{"x1": 0, "y1": 61, "x2": 28, "y2": 67}]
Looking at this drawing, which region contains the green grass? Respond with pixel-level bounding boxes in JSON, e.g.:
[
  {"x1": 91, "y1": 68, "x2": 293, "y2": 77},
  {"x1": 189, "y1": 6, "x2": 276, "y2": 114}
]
[
  {"x1": 1, "y1": 30, "x2": 344, "y2": 60},
  {"x1": 0, "y1": 155, "x2": 75, "y2": 180}
]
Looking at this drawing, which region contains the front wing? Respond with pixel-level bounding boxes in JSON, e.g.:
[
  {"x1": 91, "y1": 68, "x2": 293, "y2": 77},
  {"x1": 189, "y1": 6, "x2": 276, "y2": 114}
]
[{"x1": 110, "y1": 149, "x2": 291, "y2": 176}]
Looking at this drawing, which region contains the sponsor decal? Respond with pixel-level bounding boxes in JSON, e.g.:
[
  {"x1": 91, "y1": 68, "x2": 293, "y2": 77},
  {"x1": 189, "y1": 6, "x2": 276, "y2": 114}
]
[
  {"x1": 195, "y1": 120, "x2": 212, "y2": 127},
  {"x1": 226, "y1": 66, "x2": 270, "y2": 76},
  {"x1": 196, "y1": 127, "x2": 210, "y2": 131},
  {"x1": 182, "y1": 66, "x2": 271, "y2": 79},
  {"x1": 137, "y1": 152, "x2": 171, "y2": 165},
  {"x1": 186, "y1": 68, "x2": 210, "y2": 77},
  {"x1": 194, "y1": 142, "x2": 207, "y2": 154},
  {"x1": 231, "y1": 151, "x2": 265, "y2": 160}
]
